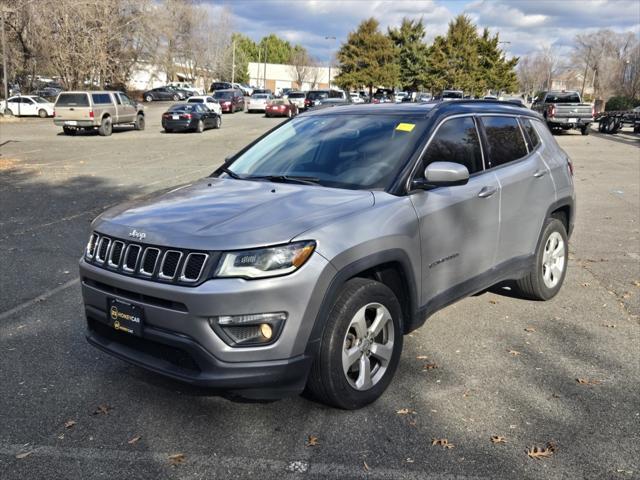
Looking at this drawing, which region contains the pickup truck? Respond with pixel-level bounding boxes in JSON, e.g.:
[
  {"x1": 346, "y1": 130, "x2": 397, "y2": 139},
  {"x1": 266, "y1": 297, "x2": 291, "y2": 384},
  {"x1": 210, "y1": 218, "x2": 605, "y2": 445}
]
[
  {"x1": 531, "y1": 90, "x2": 593, "y2": 135},
  {"x1": 53, "y1": 91, "x2": 145, "y2": 136}
]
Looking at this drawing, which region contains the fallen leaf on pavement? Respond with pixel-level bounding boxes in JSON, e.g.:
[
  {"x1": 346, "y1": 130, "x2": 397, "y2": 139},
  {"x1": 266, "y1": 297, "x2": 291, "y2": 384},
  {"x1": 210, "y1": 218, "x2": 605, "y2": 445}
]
[
  {"x1": 602, "y1": 324, "x2": 616, "y2": 328},
  {"x1": 632, "y1": 280, "x2": 640, "y2": 288},
  {"x1": 363, "y1": 461, "x2": 370, "y2": 472},
  {"x1": 581, "y1": 282, "x2": 590, "y2": 287},
  {"x1": 416, "y1": 355, "x2": 429, "y2": 360},
  {"x1": 127, "y1": 436, "x2": 141, "y2": 445},
  {"x1": 64, "y1": 420, "x2": 76, "y2": 429},
  {"x1": 526, "y1": 442, "x2": 556, "y2": 459},
  {"x1": 93, "y1": 404, "x2": 112, "y2": 415},
  {"x1": 576, "y1": 378, "x2": 602, "y2": 385},
  {"x1": 490, "y1": 436, "x2": 507, "y2": 444},
  {"x1": 306, "y1": 435, "x2": 319, "y2": 447},
  {"x1": 431, "y1": 438, "x2": 455, "y2": 449},
  {"x1": 15, "y1": 451, "x2": 33, "y2": 459},
  {"x1": 168, "y1": 453, "x2": 185, "y2": 466},
  {"x1": 422, "y1": 363, "x2": 438, "y2": 370},
  {"x1": 396, "y1": 408, "x2": 416, "y2": 415},
  {"x1": 508, "y1": 350, "x2": 521, "y2": 356},
  {"x1": 524, "y1": 327, "x2": 536, "y2": 332},
  {"x1": 489, "y1": 299, "x2": 498, "y2": 304}
]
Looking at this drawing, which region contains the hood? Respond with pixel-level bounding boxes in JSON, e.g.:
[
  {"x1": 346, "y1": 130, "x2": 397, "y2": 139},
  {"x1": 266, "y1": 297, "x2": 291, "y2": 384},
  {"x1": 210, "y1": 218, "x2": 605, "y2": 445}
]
[{"x1": 94, "y1": 178, "x2": 374, "y2": 251}]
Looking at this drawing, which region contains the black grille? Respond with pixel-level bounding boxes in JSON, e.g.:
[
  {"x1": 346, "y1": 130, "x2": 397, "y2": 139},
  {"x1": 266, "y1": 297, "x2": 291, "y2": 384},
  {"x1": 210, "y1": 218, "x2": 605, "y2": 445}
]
[
  {"x1": 97, "y1": 238, "x2": 110, "y2": 262},
  {"x1": 182, "y1": 253, "x2": 207, "y2": 281},
  {"x1": 85, "y1": 233, "x2": 211, "y2": 286},
  {"x1": 109, "y1": 241, "x2": 124, "y2": 267},
  {"x1": 141, "y1": 248, "x2": 160, "y2": 275},
  {"x1": 160, "y1": 251, "x2": 181, "y2": 278}
]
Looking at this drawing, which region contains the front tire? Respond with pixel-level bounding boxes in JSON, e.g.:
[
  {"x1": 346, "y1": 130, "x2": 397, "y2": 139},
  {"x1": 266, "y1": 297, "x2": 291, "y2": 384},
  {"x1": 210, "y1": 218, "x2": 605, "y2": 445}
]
[
  {"x1": 134, "y1": 114, "x2": 145, "y2": 131},
  {"x1": 145, "y1": 95, "x2": 153, "y2": 102},
  {"x1": 173, "y1": 94, "x2": 180, "y2": 101},
  {"x1": 195, "y1": 119, "x2": 204, "y2": 133},
  {"x1": 38, "y1": 109, "x2": 48, "y2": 118},
  {"x1": 515, "y1": 218, "x2": 568, "y2": 300},
  {"x1": 306, "y1": 278, "x2": 403, "y2": 409}
]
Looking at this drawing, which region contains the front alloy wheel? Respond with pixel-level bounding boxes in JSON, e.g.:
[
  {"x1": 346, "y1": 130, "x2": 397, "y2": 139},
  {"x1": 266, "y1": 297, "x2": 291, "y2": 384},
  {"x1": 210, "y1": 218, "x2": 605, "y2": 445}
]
[
  {"x1": 342, "y1": 303, "x2": 394, "y2": 391},
  {"x1": 306, "y1": 278, "x2": 403, "y2": 409}
]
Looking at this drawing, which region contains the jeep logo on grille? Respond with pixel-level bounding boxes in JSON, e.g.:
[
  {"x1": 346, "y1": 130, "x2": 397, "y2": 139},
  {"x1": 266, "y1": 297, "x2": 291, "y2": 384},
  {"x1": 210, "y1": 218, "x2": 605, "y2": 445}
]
[{"x1": 128, "y1": 229, "x2": 146, "y2": 241}]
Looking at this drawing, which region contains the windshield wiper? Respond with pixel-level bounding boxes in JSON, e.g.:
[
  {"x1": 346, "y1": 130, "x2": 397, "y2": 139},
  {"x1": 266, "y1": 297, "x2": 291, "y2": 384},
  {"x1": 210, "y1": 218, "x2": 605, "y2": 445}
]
[
  {"x1": 220, "y1": 167, "x2": 243, "y2": 179},
  {"x1": 246, "y1": 175, "x2": 321, "y2": 186}
]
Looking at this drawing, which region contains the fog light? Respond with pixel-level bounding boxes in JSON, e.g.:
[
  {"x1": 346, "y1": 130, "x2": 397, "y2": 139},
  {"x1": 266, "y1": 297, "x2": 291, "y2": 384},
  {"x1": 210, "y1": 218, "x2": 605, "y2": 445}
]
[{"x1": 210, "y1": 312, "x2": 286, "y2": 347}]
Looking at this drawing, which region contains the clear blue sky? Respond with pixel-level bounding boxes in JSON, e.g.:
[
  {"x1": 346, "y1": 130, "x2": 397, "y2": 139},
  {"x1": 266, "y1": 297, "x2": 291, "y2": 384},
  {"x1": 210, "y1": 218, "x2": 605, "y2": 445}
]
[{"x1": 208, "y1": 0, "x2": 639, "y2": 62}]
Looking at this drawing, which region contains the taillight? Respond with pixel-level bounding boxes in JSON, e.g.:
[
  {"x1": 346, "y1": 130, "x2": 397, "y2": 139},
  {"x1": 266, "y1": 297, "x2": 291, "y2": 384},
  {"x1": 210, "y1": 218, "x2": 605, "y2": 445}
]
[
  {"x1": 591, "y1": 105, "x2": 595, "y2": 118},
  {"x1": 89, "y1": 110, "x2": 94, "y2": 119},
  {"x1": 180, "y1": 113, "x2": 192, "y2": 119},
  {"x1": 547, "y1": 104, "x2": 556, "y2": 117}
]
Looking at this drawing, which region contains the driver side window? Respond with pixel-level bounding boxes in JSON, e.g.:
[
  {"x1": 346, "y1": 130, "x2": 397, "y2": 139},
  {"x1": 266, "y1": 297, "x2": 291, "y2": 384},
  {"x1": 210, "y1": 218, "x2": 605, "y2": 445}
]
[{"x1": 419, "y1": 116, "x2": 484, "y2": 177}]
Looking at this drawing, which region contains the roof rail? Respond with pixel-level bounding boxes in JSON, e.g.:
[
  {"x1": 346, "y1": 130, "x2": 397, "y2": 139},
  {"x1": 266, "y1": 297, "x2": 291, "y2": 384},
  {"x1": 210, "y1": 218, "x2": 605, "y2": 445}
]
[{"x1": 436, "y1": 99, "x2": 528, "y2": 109}]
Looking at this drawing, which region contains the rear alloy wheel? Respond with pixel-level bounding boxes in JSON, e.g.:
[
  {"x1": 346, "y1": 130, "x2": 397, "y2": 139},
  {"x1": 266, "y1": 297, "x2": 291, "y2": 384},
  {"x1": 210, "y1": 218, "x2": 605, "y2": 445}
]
[
  {"x1": 173, "y1": 94, "x2": 180, "y2": 101},
  {"x1": 38, "y1": 109, "x2": 48, "y2": 118},
  {"x1": 145, "y1": 95, "x2": 153, "y2": 102},
  {"x1": 306, "y1": 278, "x2": 403, "y2": 409},
  {"x1": 98, "y1": 116, "x2": 112, "y2": 136},
  {"x1": 213, "y1": 116, "x2": 221, "y2": 129},
  {"x1": 515, "y1": 217, "x2": 568, "y2": 300},
  {"x1": 134, "y1": 114, "x2": 145, "y2": 131},
  {"x1": 195, "y1": 119, "x2": 204, "y2": 133}
]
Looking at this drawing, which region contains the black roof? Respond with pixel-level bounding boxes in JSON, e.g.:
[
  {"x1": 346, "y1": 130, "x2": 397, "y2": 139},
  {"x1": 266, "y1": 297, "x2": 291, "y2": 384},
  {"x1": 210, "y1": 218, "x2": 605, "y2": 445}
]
[{"x1": 304, "y1": 99, "x2": 541, "y2": 119}]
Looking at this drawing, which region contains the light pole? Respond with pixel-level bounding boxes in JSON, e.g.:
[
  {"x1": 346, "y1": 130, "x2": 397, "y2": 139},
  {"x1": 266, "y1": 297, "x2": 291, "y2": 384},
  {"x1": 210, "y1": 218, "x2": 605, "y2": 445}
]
[
  {"x1": 325, "y1": 36, "x2": 336, "y2": 89},
  {"x1": 1, "y1": 7, "x2": 8, "y2": 107}
]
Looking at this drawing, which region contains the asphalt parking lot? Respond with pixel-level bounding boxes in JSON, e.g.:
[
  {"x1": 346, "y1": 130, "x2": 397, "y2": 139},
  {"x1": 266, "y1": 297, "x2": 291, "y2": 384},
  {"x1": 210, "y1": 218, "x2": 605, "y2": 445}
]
[{"x1": 0, "y1": 104, "x2": 638, "y2": 479}]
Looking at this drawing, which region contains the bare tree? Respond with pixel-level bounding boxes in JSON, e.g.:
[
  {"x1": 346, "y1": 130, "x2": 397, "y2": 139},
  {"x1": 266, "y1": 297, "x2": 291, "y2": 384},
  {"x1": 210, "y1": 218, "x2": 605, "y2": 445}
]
[{"x1": 288, "y1": 49, "x2": 315, "y2": 89}]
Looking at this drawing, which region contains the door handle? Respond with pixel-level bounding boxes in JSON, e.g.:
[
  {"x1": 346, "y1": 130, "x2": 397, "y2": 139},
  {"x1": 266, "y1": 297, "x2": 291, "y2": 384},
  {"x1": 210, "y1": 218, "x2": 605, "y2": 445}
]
[
  {"x1": 478, "y1": 186, "x2": 498, "y2": 198},
  {"x1": 533, "y1": 169, "x2": 548, "y2": 178}
]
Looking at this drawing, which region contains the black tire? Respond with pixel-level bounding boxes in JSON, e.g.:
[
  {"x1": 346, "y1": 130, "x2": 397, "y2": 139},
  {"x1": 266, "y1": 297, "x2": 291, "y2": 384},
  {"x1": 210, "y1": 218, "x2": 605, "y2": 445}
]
[
  {"x1": 581, "y1": 125, "x2": 589, "y2": 136},
  {"x1": 4, "y1": 108, "x2": 13, "y2": 116},
  {"x1": 145, "y1": 95, "x2": 153, "y2": 102},
  {"x1": 173, "y1": 94, "x2": 180, "y2": 101},
  {"x1": 134, "y1": 114, "x2": 145, "y2": 131},
  {"x1": 213, "y1": 115, "x2": 221, "y2": 129},
  {"x1": 98, "y1": 116, "x2": 112, "y2": 136},
  {"x1": 38, "y1": 109, "x2": 48, "y2": 118},
  {"x1": 195, "y1": 119, "x2": 204, "y2": 133},
  {"x1": 305, "y1": 278, "x2": 403, "y2": 409},
  {"x1": 62, "y1": 126, "x2": 76, "y2": 136},
  {"x1": 515, "y1": 217, "x2": 568, "y2": 301}
]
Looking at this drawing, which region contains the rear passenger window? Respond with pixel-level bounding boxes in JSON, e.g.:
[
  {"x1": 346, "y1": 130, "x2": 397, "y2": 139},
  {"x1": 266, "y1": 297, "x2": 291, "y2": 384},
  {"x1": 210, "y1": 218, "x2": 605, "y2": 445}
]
[
  {"x1": 420, "y1": 117, "x2": 483, "y2": 175},
  {"x1": 91, "y1": 93, "x2": 112, "y2": 105},
  {"x1": 481, "y1": 116, "x2": 528, "y2": 167},
  {"x1": 520, "y1": 118, "x2": 540, "y2": 150}
]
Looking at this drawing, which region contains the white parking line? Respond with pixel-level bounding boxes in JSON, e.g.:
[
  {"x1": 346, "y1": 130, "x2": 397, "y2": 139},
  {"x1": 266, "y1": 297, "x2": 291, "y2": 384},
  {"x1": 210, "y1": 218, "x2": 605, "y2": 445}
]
[
  {"x1": 0, "y1": 278, "x2": 79, "y2": 321},
  {"x1": 0, "y1": 443, "x2": 489, "y2": 479}
]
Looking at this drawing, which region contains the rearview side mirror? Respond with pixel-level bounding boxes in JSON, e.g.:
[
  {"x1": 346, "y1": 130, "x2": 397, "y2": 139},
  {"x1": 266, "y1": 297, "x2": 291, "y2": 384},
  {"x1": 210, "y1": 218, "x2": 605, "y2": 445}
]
[{"x1": 412, "y1": 162, "x2": 470, "y2": 189}]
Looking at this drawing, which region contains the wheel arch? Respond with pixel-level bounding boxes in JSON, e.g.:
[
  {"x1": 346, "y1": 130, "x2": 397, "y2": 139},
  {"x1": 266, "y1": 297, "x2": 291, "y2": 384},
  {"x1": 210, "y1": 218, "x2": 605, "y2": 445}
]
[{"x1": 305, "y1": 249, "x2": 419, "y2": 358}]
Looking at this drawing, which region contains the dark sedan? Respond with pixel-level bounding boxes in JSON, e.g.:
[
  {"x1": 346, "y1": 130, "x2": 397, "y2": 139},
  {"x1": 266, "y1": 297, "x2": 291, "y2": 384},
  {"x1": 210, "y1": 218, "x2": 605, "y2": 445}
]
[
  {"x1": 143, "y1": 87, "x2": 184, "y2": 102},
  {"x1": 161, "y1": 103, "x2": 221, "y2": 133}
]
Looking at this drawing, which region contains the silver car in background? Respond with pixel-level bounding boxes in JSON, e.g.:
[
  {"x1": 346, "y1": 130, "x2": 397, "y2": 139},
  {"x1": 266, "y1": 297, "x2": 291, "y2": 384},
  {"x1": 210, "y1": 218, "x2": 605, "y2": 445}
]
[{"x1": 247, "y1": 93, "x2": 272, "y2": 113}]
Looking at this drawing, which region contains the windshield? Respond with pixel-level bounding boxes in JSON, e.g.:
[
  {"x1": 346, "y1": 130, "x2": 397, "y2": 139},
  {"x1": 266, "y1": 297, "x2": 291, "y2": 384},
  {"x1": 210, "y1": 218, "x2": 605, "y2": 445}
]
[
  {"x1": 168, "y1": 104, "x2": 198, "y2": 112},
  {"x1": 307, "y1": 91, "x2": 328, "y2": 100},
  {"x1": 546, "y1": 92, "x2": 581, "y2": 103},
  {"x1": 188, "y1": 98, "x2": 203, "y2": 103},
  {"x1": 224, "y1": 114, "x2": 428, "y2": 190},
  {"x1": 442, "y1": 91, "x2": 463, "y2": 99},
  {"x1": 55, "y1": 93, "x2": 89, "y2": 107},
  {"x1": 213, "y1": 91, "x2": 233, "y2": 100}
]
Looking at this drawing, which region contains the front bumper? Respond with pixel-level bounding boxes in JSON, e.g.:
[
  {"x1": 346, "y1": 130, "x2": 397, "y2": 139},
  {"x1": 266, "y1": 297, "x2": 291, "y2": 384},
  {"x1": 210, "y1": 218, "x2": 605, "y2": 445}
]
[{"x1": 79, "y1": 253, "x2": 335, "y2": 395}]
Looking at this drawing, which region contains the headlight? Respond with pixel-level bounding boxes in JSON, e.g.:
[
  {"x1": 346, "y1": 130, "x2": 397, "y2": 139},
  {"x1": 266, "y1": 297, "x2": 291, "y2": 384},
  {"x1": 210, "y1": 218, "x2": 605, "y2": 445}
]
[{"x1": 215, "y1": 241, "x2": 315, "y2": 279}]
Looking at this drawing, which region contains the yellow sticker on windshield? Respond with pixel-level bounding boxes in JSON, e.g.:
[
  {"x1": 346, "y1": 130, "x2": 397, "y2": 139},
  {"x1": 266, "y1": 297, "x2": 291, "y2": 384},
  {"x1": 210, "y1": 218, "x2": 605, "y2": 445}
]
[{"x1": 396, "y1": 123, "x2": 415, "y2": 132}]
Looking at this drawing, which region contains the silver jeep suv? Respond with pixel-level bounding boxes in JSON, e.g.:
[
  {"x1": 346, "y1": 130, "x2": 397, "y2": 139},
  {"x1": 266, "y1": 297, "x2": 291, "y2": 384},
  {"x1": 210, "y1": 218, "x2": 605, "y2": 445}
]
[{"x1": 80, "y1": 101, "x2": 575, "y2": 409}]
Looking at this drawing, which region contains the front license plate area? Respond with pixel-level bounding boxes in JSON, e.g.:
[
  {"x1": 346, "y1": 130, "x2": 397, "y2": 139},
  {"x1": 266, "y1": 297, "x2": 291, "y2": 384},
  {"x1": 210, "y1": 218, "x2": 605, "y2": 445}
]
[{"x1": 107, "y1": 298, "x2": 143, "y2": 336}]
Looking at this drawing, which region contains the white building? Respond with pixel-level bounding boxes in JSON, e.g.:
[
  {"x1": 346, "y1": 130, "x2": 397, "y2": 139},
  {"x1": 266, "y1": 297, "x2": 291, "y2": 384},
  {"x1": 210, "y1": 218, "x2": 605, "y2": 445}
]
[{"x1": 248, "y1": 62, "x2": 338, "y2": 92}]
